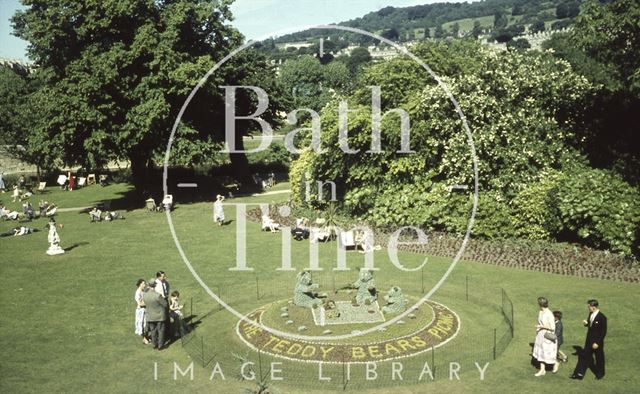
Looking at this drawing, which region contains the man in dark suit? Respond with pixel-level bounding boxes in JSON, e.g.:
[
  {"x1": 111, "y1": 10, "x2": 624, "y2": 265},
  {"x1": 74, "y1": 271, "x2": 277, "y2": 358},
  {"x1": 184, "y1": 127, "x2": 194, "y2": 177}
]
[
  {"x1": 571, "y1": 299, "x2": 607, "y2": 380},
  {"x1": 143, "y1": 279, "x2": 168, "y2": 350}
]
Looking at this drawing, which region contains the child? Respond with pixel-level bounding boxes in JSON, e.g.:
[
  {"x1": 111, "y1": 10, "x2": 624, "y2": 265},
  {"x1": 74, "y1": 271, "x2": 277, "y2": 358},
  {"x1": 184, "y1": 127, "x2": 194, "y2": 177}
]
[
  {"x1": 169, "y1": 291, "x2": 189, "y2": 337},
  {"x1": 553, "y1": 310, "x2": 567, "y2": 362}
]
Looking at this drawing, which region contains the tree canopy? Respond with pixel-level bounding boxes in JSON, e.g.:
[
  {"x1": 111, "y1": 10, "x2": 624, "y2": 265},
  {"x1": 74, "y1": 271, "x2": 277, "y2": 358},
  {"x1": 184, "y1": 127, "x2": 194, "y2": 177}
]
[{"x1": 11, "y1": 0, "x2": 281, "y2": 190}]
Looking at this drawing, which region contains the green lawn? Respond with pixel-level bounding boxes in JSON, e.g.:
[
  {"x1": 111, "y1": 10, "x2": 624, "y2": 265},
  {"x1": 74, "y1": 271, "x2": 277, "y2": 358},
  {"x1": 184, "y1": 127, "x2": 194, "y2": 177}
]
[{"x1": 0, "y1": 183, "x2": 638, "y2": 393}]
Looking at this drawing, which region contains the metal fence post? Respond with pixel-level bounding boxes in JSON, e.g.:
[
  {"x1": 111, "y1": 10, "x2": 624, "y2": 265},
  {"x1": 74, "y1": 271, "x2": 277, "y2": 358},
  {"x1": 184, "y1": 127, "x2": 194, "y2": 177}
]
[
  {"x1": 465, "y1": 276, "x2": 469, "y2": 301},
  {"x1": 201, "y1": 336, "x2": 206, "y2": 367},
  {"x1": 493, "y1": 328, "x2": 497, "y2": 360},
  {"x1": 431, "y1": 345, "x2": 435, "y2": 380},
  {"x1": 256, "y1": 277, "x2": 260, "y2": 300}
]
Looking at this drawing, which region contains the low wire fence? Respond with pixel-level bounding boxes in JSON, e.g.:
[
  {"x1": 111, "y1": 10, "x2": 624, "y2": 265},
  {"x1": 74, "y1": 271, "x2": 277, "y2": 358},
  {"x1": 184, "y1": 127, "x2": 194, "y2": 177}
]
[{"x1": 178, "y1": 274, "x2": 515, "y2": 391}]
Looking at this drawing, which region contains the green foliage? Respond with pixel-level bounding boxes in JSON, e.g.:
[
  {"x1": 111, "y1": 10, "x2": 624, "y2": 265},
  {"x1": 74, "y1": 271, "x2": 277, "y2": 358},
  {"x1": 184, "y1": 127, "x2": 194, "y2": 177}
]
[
  {"x1": 286, "y1": 40, "x2": 640, "y2": 255},
  {"x1": 507, "y1": 38, "x2": 531, "y2": 51},
  {"x1": 571, "y1": 0, "x2": 640, "y2": 94},
  {"x1": 530, "y1": 19, "x2": 545, "y2": 33},
  {"x1": 546, "y1": 166, "x2": 640, "y2": 256},
  {"x1": 556, "y1": 0, "x2": 581, "y2": 19},
  {"x1": 247, "y1": 143, "x2": 291, "y2": 170},
  {"x1": 511, "y1": 169, "x2": 565, "y2": 239},
  {"x1": 0, "y1": 67, "x2": 28, "y2": 145},
  {"x1": 10, "y1": 0, "x2": 281, "y2": 188}
]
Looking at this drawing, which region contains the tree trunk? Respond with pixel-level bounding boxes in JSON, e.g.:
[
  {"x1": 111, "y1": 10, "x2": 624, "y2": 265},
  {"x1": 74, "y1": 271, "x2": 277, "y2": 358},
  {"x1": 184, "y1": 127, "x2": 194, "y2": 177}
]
[
  {"x1": 229, "y1": 133, "x2": 253, "y2": 185},
  {"x1": 130, "y1": 152, "x2": 151, "y2": 198}
]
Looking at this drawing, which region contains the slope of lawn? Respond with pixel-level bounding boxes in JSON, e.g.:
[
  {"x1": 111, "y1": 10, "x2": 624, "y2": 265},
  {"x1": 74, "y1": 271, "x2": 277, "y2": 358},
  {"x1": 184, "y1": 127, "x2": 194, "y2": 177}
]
[{"x1": 0, "y1": 183, "x2": 638, "y2": 393}]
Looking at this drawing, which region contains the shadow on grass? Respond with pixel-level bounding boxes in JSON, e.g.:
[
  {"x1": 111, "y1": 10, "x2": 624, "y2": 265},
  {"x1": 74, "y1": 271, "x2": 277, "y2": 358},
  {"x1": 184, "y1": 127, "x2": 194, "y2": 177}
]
[
  {"x1": 64, "y1": 241, "x2": 89, "y2": 252},
  {"x1": 87, "y1": 166, "x2": 283, "y2": 213}
]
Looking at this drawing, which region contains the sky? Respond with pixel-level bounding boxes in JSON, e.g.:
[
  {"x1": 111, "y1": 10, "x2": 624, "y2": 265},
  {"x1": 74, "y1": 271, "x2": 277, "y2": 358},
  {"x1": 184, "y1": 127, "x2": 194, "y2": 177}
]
[{"x1": 0, "y1": 0, "x2": 467, "y2": 61}]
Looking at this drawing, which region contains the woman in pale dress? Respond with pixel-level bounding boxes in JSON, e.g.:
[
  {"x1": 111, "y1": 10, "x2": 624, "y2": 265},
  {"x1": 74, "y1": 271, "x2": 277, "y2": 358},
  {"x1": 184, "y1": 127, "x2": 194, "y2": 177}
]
[
  {"x1": 134, "y1": 279, "x2": 149, "y2": 344},
  {"x1": 532, "y1": 296, "x2": 558, "y2": 376},
  {"x1": 213, "y1": 195, "x2": 225, "y2": 225}
]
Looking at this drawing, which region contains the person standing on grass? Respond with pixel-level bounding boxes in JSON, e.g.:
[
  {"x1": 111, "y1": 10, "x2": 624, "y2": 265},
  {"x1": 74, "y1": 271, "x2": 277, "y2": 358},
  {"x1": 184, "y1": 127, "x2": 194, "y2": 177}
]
[
  {"x1": 0, "y1": 172, "x2": 5, "y2": 192},
  {"x1": 143, "y1": 279, "x2": 167, "y2": 350},
  {"x1": 68, "y1": 172, "x2": 75, "y2": 191},
  {"x1": 134, "y1": 279, "x2": 149, "y2": 345},
  {"x1": 12, "y1": 185, "x2": 20, "y2": 202},
  {"x1": 571, "y1": 299, "x2": 607, "y2": 380},
  {"x1": 532, "y1": 296, "x2": 559, "y2": 376},
  {"x1": 213, "y1": 194, "x2": 225, "y2": 225}
]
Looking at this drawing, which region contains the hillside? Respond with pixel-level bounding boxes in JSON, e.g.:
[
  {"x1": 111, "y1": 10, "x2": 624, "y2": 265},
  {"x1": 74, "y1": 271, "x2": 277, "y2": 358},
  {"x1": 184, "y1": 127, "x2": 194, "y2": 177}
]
[{"x1": 273, "y1": 0, "x2": 581, "y2": 44}]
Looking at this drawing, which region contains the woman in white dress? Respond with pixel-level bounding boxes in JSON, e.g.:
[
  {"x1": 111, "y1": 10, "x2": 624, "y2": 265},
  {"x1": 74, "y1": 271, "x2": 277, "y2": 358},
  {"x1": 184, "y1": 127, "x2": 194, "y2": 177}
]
[
  {"x1": 532, "y1": 296, "x2": 558, "y2": 376},
  {"x1": 134, "y1": 279, "x2": 149, "y2": 344},
  {"x1": 213, "y1": 195, "x2": 225, "y2": 225}
]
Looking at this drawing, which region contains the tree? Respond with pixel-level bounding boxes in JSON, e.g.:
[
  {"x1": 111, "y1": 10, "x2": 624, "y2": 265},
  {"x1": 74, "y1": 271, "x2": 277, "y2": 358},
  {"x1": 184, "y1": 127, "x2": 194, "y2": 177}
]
[
  {"x1": 11, "y1": 0, "x2": 280, "y2": 191},
  {"x1": 290, "y1": 42, "x2": 594, "y2": 237},
  {"x1": 512, "y1": 4, "x2": 524, "y2": 16},
  {"x1": 556, "y1": 1, "x2": 581, "y2": 19},
  {"x1": 381, "y1": 28, "x2": 399, "y2": 41},
  {"x1": 471, "y1": 20, "x2": 483, "y2": 38},
  {"x1": 344, "y1": 47, "x2": 371, "y2": 73},
  {"x1": 0, "y1": 67, "x2": 28, "y2": 145},
  {"x1": 507, "y1": 38, "x2": 531, "y2": 51},
  {"x1": 494, "y1": 11, "x2": 508, "y2": 29},
  {"x1": 530, "y1": 20, "x2": 545, "y2": 33},
  {"x1": 545, "y1": 0, "x2": 640, "y2": 185},
  {"x1": 434, "y1": 25, "x2": 444, "y2": 39},
  {"x1": 278, "y1": 55, "x2": 328, "y2": 112},
  {"x1": 451, "y1": 22, "x2": 460, "y2": 37}
]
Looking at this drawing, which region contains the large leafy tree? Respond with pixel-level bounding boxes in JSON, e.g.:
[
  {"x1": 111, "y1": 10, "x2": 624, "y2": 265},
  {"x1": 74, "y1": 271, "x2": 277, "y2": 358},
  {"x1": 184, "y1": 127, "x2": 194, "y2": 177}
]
[
  {"x1": 12, "y1": 0, "x2": 280, "y2": 191},
  {"x1": 290, "y1": 40, "x2": 592, "y2": 230},
  {"x1": 544, "y1": 0, "x2": 640, "y2": 185}
]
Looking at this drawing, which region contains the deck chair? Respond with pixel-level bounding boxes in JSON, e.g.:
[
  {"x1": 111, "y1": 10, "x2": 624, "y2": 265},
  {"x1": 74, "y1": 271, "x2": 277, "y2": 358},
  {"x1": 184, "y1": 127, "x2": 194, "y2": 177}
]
[
  {"x1": 338, "y1": 230, "x2": 356, "y2": 249},
  {"x1": 57, "y1": 174, "x2": 67, "y2": 188},
  {"x1": 37, "y1": 182, "x2": 47, "y2": 192},
  {"x1": 87, "y1": 174, "x2": 96, "y2": 185},
  {"x1": 77, "y1": 177, "x2": 87, "y2": 188},
  {"x1": 145, "y1": 198, "x2": 157, "y2": 212},
  {"x1": 45, "y1": 205, "x2": 58, "y2": 217},
  {"x1": 162, "y1": 194, "x2": 173, "y2": 211}
]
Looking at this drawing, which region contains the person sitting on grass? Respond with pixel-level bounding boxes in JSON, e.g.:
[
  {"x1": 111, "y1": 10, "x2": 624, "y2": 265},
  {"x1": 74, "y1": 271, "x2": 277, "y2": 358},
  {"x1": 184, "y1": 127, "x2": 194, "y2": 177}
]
[
  {"x1": 22, "y1": 201, "x2": 36, "y2": 220},
  {"x1": 291, "y1": 217, "x2": 310, "y2": 241},
  {"x1": 104, "y1": 211, "x2": 123, "y2": 221},
  {"x1": 0, "y1": 226, "x2": 37, "y2": 237},
  {"x1": 89, "y1": 207, "x2": 102, "y2": 222},
  {"x1": 0, "y1": 205, "x2": 21, "y2": 221},
  {"x1": 39, "y1": 200, "x2": 49, "y2": 217},
  {"x1": 261, "y1": 214, "x2": 280, "y2": 232}
]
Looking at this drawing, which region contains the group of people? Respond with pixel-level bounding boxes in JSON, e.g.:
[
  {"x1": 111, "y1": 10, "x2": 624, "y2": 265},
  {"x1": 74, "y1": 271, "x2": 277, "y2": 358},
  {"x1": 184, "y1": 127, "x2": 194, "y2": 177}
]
[
  {"x1": 533, "y1": 297, "x2": 607, "y2": 380},
  {"x1": 89, "y1": 206, "x2": 123, "y2": 222},
  {"x1": 134, "y1": 271, "x2": 189, "y2": 350}
]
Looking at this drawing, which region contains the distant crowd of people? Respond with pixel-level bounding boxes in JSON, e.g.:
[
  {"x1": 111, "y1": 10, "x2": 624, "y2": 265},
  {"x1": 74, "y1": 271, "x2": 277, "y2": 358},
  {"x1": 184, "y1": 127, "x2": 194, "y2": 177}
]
[{"x1": 134, "y1": 271, "x2": 189, "y2": 350}]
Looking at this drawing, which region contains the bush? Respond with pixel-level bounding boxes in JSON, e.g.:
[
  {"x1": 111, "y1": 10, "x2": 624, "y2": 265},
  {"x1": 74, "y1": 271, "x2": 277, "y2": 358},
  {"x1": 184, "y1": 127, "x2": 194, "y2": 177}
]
[
  {"x1": 247, "y1": 144, "x2": 292, "y2": 170},
  {"x1": 546, "y1": 166, "x2": 640, "y2": 256},
  {"x1": 511, "y1": 169, "x2": 564, "y2": 240}
]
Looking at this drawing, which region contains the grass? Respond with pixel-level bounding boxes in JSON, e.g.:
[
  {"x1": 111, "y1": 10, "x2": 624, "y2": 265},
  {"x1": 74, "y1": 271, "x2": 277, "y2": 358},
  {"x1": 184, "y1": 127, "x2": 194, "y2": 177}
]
[{"x1": 1, "y1": 183, "x2": 639, "y2": 393}]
